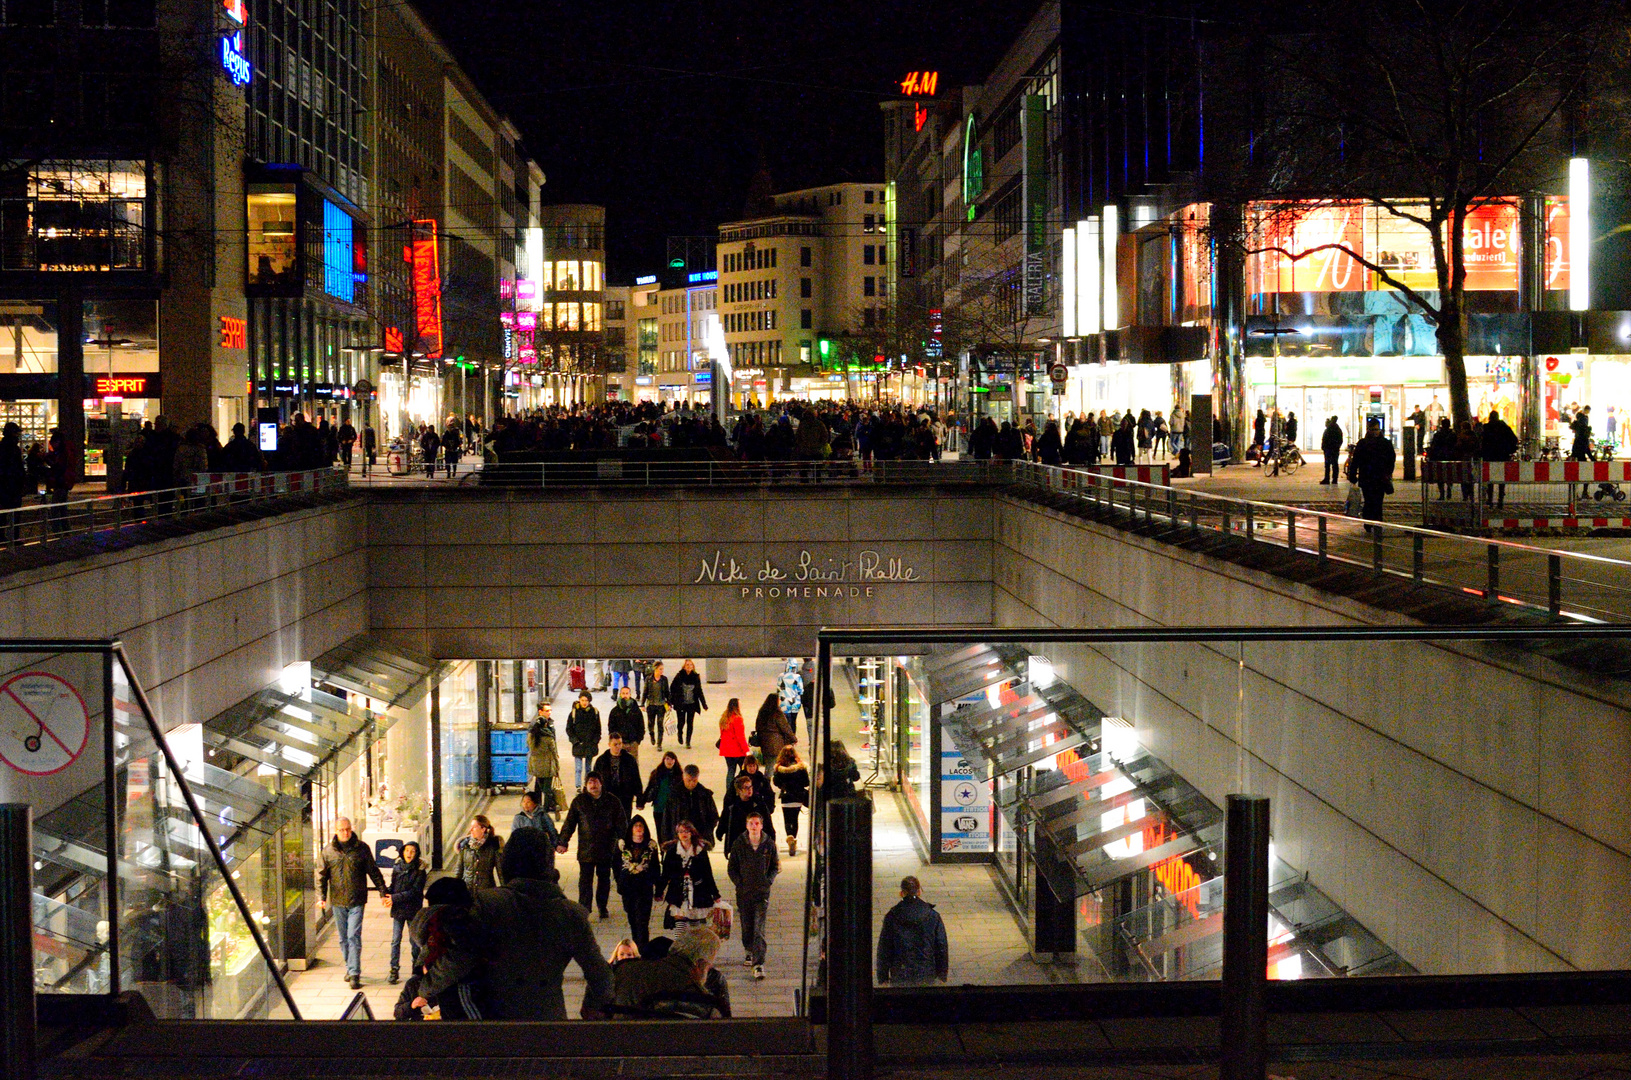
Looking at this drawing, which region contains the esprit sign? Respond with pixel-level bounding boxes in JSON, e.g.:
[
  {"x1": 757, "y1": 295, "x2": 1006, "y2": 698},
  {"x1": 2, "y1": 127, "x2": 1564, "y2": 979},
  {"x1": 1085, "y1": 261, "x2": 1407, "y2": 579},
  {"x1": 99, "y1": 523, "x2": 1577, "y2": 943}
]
[{"x1": 695, "y1": 549, "x2": 921, "y2": 600}]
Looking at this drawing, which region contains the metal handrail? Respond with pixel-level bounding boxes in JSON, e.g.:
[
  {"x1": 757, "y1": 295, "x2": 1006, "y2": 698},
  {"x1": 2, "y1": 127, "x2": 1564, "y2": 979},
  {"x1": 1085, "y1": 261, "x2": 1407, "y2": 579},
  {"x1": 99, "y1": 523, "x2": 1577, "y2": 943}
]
[
  {"x1": 339, "y1": 991, "x2": 375, "y2": 1020},
  {"x1": 0, "y1": 470, "x2": 350, "y2": 558},
  {"x1": 446, "y1": 457, "x2": 1001, "y2": 488},
  {"x1": 1006, "y1": 459, "x2": 1631, "y2": 622}
]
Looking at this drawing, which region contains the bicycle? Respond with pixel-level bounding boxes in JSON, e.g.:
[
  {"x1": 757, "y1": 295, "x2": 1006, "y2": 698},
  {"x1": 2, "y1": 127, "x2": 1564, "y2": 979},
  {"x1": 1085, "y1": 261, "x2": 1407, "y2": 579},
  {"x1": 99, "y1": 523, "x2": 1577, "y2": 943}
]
[{"x1": 1265, "y1": 443, "x2": 1303, "y2": 476}]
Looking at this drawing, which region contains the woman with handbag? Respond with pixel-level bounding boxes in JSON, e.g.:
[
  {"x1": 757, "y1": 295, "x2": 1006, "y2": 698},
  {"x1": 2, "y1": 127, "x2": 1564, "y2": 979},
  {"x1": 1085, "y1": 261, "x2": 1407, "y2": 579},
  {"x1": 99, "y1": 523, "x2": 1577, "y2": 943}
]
[
  {"x1": 657, "y1": 819, "x2": 720, "y2": 934},
  {"x1": 716, "y1": 698, "x2": 750, "y2": 791}
]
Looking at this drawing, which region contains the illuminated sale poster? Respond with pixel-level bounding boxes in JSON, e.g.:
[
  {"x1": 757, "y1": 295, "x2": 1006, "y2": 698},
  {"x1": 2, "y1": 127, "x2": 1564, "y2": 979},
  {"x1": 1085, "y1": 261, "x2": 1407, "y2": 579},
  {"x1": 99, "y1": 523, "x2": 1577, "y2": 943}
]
[
  {"x1": 1250, "y1": 203, "x2": 1367, "y2": 294},
  {"x1": 1544, "y1": 197, "x2": 1571, "y2": 292}
]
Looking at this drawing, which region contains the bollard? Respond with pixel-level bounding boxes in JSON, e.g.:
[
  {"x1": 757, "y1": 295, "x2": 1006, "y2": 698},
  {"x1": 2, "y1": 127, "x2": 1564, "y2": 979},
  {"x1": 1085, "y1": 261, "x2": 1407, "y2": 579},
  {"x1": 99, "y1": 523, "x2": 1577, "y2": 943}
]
[
  {"x1": 827, "y1": 797, "x2": 874, "y2": 1080},
  {"x1": 2, "y1": 805, "x2": 36, "y2": 1080},
  {"x1": 1221, "y1": 795, "x2": 1270, "y2": 1080}
]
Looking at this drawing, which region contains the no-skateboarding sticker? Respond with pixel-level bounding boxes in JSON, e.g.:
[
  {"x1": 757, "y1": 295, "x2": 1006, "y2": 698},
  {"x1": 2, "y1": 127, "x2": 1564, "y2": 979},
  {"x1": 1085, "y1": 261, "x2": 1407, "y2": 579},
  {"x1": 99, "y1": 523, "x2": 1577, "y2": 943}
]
[{"x1": 0, "y1": 672, "x2": 90, "y2": 777}]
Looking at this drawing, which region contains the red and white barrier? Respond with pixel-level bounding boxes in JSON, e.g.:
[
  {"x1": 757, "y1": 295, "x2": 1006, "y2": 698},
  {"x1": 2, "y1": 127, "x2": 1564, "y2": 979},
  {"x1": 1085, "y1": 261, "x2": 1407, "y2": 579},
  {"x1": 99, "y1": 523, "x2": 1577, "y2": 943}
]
[
  {"x1": 1077, "y1": 464, "x2": 1171, "y2": 487},
  {"x1": 1491, "y1": 516, "x2": 1631, "y2": 530},
  {"x1": 194, "y1": 469, "x2": 337, "y2": 495},
  {"x1": 1481, "y1": 460, "x2": 1631, "y2": 483}
]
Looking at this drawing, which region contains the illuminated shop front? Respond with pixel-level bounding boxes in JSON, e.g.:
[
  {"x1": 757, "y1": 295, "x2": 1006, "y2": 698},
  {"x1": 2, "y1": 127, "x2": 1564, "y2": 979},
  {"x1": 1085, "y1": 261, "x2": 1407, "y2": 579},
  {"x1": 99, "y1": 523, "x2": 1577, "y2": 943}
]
[
  {"x1": 245, "y1": 171, "x2": 374, "y2": 423},
  {"x1": 1244, "y1": 196, "x2": 1568, "y2": 446}
]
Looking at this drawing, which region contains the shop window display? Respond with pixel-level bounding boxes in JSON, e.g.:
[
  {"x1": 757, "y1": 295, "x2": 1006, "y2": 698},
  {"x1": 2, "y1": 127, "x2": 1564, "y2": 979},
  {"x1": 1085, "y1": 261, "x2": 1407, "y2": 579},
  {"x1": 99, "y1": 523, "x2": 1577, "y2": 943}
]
[{"x1": 247, "y1": 184, "x2": 299, "y2": 288}]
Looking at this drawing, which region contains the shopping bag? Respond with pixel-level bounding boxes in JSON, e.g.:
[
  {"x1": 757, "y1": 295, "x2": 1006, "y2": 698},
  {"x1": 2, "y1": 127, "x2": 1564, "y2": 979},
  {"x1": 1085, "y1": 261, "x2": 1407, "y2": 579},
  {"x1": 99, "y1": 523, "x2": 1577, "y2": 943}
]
[
  {"x1": 550, "y1": 773, "x2": 568, "y2": 815},
  {"x1": 709, "y1": 900, "x2": 734, "y2": 940},
  {"x1": 664, "y1": 709, "x2": 677, "y2": 738},
  {"x1": 1344, "y1": 484, "x2": 1363, "y2": 517}
]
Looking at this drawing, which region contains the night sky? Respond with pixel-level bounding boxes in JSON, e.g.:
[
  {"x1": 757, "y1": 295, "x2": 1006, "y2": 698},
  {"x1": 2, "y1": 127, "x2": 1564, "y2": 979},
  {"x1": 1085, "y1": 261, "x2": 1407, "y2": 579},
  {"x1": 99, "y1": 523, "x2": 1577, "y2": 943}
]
[{"x1": 412, "y1": 0, "x2": 1043, "y2": 278}]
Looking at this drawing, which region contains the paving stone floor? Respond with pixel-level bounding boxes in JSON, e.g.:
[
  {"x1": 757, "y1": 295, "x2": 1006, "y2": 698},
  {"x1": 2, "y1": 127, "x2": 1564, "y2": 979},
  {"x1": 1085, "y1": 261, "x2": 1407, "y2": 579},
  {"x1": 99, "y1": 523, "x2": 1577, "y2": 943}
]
[{"x1": 275, "y1": 656, "x2": 1072, "y2": 1021}]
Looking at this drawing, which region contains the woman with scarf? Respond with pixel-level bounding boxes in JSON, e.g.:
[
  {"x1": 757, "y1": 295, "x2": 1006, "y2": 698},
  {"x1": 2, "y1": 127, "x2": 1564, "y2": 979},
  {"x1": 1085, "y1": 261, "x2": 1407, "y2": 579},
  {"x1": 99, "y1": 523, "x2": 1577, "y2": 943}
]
[{"x1": 657, "y1": 819, "x2": 720, "y2": 934}]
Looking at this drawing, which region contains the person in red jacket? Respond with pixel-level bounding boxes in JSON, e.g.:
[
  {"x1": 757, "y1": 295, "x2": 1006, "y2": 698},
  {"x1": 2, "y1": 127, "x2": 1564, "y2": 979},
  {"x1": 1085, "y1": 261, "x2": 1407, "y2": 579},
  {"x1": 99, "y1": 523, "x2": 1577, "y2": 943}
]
[{"x1": 715, "y1": 698, "x2": 750, "y2": 791}]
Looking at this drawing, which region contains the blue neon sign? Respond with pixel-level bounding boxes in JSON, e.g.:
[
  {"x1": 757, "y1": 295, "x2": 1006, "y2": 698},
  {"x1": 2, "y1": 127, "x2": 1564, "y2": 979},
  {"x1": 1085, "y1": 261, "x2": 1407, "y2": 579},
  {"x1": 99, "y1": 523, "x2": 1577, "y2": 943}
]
[
  {"x1": 688, "y1": 270, "x2": 718, "y2": 283},
  {"x1": 221, "y1": 32, "x2": 252, "y2": 87},
  {"x1": 322, "y1": 200, "x2": 354, "y2": 303}
]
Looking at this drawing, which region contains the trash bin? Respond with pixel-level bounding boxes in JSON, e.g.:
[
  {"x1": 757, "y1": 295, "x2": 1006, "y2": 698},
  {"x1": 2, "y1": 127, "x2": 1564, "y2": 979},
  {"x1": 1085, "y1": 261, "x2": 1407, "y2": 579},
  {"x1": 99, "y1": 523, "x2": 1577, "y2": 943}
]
[{"x1": 704, "y1": 658, "x2": 728, "y2": 684}]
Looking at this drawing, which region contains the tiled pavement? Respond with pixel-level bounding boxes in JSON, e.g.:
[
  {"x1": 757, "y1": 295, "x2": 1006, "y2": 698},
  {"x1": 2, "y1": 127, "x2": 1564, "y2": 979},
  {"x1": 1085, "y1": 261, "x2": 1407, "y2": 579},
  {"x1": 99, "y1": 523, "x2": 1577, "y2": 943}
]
[{"x1": 277, "y1": 656, "x2": 1067, "y2": 1021}]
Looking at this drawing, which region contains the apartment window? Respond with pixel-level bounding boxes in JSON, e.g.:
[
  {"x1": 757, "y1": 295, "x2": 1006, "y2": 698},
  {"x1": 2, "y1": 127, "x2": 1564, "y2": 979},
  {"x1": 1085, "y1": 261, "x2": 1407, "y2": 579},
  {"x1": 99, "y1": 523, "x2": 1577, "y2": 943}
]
[
  {"x1": 771, "y1": 249, "x2": 777, "y2": 268},
  {"x1": 769, "y1": 279, "x2": 777, "y2": 299},
  {"x1": 863, "y1": 213, "x2": 875, "y2": 233},
  {"x1": 864, "y1": 246, "x2": 875, "y2": 266},
  {"x1": 801, "y1": 341, "x2": 812, "y2": 362},
  {"x1": 863, "y1": 307, "x2": 876, "y2": 328},
  {"x1": 864, "y1": 276, "x2": 875, "y2": 297},
  {"x1": 801, "y1": 309, "x2": 812, "y2": 330},
  {"x1": 800, "y1": 277, "x2": 812, "y2": 298},
  {"x1": 800, "y1": 247, "x2": 812, "y2": 267},
  {"x1": 606, "y1": 300, "x2": 625, "y2": 321},
  {"x1": 878, "y1": 245, "x2": 887, "y2": 265},
  {"x1": 864, "y1": 189, "x2": 875, "y2": 204}
]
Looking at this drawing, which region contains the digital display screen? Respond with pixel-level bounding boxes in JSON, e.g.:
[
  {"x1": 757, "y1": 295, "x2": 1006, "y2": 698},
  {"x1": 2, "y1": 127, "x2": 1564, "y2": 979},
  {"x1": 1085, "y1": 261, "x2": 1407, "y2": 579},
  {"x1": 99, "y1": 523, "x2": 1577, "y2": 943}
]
[
  {"x1": 258, "y1": 422, "x2": 279, "y2": 452},
  {"x1": 323, "y1": 200, "x2": 355, "y2": 302}
]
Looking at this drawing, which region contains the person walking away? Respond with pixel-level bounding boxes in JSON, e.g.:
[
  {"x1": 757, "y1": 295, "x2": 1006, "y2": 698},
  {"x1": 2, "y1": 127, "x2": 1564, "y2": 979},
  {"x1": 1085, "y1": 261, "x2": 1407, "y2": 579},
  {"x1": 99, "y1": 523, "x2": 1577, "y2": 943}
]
[
  {"x1": 566, "y1": 690, "x2": 602, "y2": 789},
  {"x1": 1111, "y1": 415, "x2": 1136, "y2": 466},
  {"x1": 1320, "y1": 416, "x2": 1344, "y2": 484},
  {"x1": 317, "y1": 817, "x2": 386, "y2": 989},
  {"x1": 1037, "y1": 420, "x2": 1062, "y2": 466},
  {"x1": 643, "y1": 661, "x2": 672, "y2": 749},
  {"x1": 557, "y1": 772, "x2": 627, "y2": 918},
  {"x1": 877, "y1": 876, "x2": 949, "y2": 984},
  {"x1": 403, "y1": 877, "x2": 486, "y2": 1019},
  {"x1": 669, "y1": 659, "x2": 708, "y2": 749},
  {"x1": 527, "y1": 701, "x2": 562, "y2": 813},
  {"x1": 383, "y1": 840, "x2": 427, "y2": 984},
  {"x1": 511, "y1": 790, "x2": 561, "y2": 851},
  {"x1": 820, "y1": 740, "x2": 862, "y2": 800},
  {"x1": 0, "y1": 422, "x2": 26, "y2": 546},
  {"x1": 753, "y1": 692, "x2": 796, "y2": 768},
  {"x1": 727, "y1": 811, "x2": 779, "y2": 980},
  {"x1": 338, "y1": 418, "x2": 357, "y2": 471},
  {"x1": 441, "y1": 417, "x2": 462, "y2": 478},
  {"x1": 607, "y1": 685, "x2": 646, "y2": 766},
  {"x1": 469, "y1": 828, "x2": 614, "y2": 1020},
  {"x1": 594, "y1": 732, "x2": 645, "y2": 811},
  {"x1": 609, "y1": 658, "x2": 632, "y2": 694},
  {"x1": 616, "y1": 815, "x2": 661, "y2": 948},
  {"x1": 671, "y1": 764, "x2": 719, "y2": 841},
  {"x1": 658, "y1": 820, "x2": 721, "y2": 934},
  {"x1": 1480, "y1": 409, "x2": 1519, "y2": 509},
  {"x1": 419, "y1": 424, "x2": 440, "y2": 478},
  {"x1": 716, "y1": 698, "x2": 750, "y2": 790},
  {"x1": 1169, "y1": 407, "x2": 1187, "y2": 454},
  {"x1": 642, "y1": 750, "x2": 685, "y2": 843},
  {"x1": 1570, "y1": 405, "x2": 1594, "y2": 501},
  {"x1": 361, "y1": 422, "x2": 376, "y2": 477},
  {"x1": 773, "y1": 746, "x2": 810, "y2": 857},
  {"x1": 1346, "y1": 418, "x2": 1396, "y2": 531},
  {"x1": 1427, "y1": 417, "x2": 1458, "y2": 500},
  {"x1": 450, "y1": 815, "x2": 503, "y2": 890}
]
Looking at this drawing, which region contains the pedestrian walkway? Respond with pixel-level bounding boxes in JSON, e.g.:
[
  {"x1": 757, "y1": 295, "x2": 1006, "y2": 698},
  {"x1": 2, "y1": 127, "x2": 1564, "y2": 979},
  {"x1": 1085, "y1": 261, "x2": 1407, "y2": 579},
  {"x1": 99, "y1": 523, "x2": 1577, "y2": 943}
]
[{"x1": 276, "y1": 656, "x2": 1058, "y2": 1021}]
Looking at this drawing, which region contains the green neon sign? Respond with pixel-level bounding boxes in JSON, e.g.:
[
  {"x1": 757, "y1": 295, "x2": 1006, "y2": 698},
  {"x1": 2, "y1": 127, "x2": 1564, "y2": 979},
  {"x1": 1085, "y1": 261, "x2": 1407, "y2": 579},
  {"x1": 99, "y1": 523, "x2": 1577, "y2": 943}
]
[{"x1": 963, "y1": 113, "x2": 983, "y2": 222}]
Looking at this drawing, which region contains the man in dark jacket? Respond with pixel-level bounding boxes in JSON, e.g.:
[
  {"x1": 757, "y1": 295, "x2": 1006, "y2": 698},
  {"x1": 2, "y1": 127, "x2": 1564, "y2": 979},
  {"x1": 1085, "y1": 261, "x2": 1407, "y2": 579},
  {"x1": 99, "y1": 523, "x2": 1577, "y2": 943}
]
[
  {"x1": 473, "y1": 828, "x2": 613, "y2": 1020},
  {"x1": 876, "y1": 876, "x2": 949, "y2": 984},
  {"x1": 1346, "y1": 417, "x2": 1396, "y2": 531},
  {"x1": 557, "y1": 773, "x2": 627, "y2": 917},
  {"x1": 566, "y1": 690, "x2": 602, "y2": 789},
  {"x1": 317, "y1": 817, "x2": 387, "y2": 988},
  {"x1": 727, "y1": 812, "x2": 780, "y2": 980},
  {"x1": 607, "y1": 686, "x2": 646, "y2": 764},
  {"x1": 1480, "y1": 409, "x2": 1520, "y2": 509},
  {"x1": 610, "y1": 926, "x2": 724, "y2": 1017},
  {"x1": 593, "y1": 733, "x2": 644, "y2": 811},
  {"x1": 1320, "y1": 416, "x2": 1344, "y2": 484},
  {"x1": 670, "y1": 765, "x2": 719, "y2": 840}
]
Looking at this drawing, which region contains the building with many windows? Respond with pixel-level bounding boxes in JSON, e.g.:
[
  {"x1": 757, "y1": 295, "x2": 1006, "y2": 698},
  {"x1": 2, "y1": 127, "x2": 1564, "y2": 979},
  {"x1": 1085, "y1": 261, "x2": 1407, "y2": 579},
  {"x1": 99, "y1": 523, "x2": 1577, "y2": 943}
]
[
  {"x1": 715, "y1": 183, "x2": 883, "y2": 405},
  {"x1": 530, "y1": 204, "x2": 606, "y2": 405}
]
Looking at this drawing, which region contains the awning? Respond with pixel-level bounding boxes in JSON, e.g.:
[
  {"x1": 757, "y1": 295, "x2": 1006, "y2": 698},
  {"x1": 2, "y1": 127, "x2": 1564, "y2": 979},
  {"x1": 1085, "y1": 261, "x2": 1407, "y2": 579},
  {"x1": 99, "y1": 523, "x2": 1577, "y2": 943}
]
[
  {"x1": 311, "y1": 635, "x2": 444, "y2": 711},
  {"x1": 204, "y1": 684, "x2": 374, "y2": 782}
]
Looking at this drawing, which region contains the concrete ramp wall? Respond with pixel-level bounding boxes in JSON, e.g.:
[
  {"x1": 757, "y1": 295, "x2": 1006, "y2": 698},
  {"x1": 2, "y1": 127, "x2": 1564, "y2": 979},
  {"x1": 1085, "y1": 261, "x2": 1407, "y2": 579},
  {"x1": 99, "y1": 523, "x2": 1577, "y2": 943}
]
[{"x1": 992, "y1": 493, "x2": 1631, "y2": 975}]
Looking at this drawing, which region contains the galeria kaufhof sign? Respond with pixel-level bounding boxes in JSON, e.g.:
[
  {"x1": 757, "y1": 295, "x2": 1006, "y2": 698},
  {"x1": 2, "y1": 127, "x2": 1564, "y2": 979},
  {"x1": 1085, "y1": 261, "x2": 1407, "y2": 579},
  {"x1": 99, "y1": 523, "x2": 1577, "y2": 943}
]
[{"x1": 694, "y1": 549, "x2": 921, "y2": 600}]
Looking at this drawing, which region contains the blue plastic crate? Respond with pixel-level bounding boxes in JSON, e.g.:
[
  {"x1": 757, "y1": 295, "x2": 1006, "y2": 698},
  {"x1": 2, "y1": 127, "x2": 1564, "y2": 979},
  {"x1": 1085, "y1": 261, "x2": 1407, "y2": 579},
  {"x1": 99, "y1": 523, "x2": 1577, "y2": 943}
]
[
  {"x1": 490, "y1": 755, "x2": 529, "y2": 784},
  {"x1": 489, "y1": 730, "x2": 527, "y2": 756}
]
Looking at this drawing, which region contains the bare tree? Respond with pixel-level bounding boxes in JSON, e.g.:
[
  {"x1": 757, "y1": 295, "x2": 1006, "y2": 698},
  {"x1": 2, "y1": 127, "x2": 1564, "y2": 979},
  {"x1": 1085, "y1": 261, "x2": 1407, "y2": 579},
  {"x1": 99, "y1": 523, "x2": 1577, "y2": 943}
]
[{"x1": 1209, "y1": 0, "x2": 1624, "y2": 427}]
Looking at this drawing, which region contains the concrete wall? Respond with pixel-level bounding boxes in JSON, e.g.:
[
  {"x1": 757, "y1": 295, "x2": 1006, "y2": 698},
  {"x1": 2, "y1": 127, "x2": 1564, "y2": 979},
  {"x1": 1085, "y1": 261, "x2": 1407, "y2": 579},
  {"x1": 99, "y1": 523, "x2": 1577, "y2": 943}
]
[
  {"x1": 365, "y1": 487, "x2": 994, "y2": 658},
  {"x1": 991, "y1": 493, "x2": 1631, "y2": 975},
  {"x1": 0, "y1": 501, "x2": 368, "y2": 730}
]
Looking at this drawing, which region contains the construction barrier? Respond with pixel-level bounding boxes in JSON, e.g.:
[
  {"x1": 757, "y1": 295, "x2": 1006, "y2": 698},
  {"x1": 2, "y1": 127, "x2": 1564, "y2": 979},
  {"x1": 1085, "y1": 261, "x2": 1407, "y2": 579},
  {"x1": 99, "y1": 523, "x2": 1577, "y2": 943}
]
[{"x1": 1422, "y1": 459, "x2": 1631, "y2": 532}]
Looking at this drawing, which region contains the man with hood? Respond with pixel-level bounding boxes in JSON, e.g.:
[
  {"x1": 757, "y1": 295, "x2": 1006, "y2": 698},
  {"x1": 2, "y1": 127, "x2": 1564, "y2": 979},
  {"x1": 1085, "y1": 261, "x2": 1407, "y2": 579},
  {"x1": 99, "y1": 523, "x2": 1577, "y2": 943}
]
[
  {"x1": 317, "y1": 816, "x2": 387, "y2": 989},
  {"x1": 607, "y1": 685, "x2": 646, "y2": 765},
  {"x1": 472, "y1": 828, "x2": 614, "y2": 1019},
  {"x1": 876, "y1": 876, "x2": 949, "y2": 985}
]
